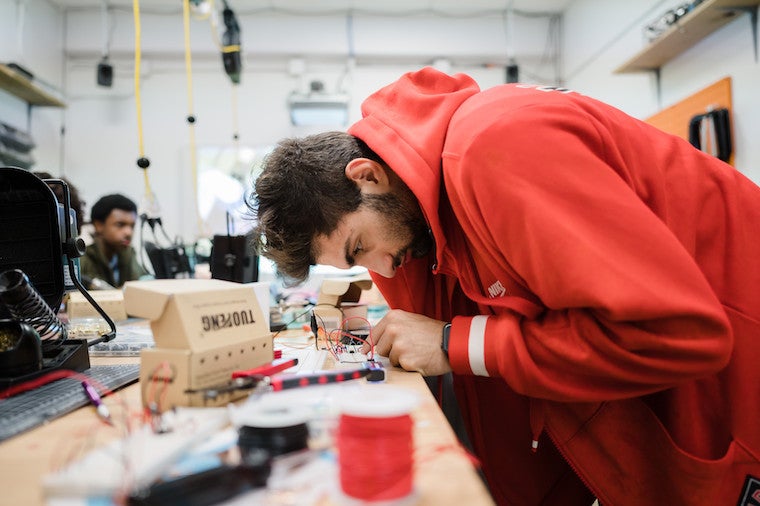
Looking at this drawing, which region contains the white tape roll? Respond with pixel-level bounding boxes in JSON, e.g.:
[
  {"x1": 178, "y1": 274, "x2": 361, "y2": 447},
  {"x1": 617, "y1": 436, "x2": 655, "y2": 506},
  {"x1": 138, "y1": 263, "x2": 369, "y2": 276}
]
[{"x1": 338, "y1": 384, "x2": 419, "y2": 418}]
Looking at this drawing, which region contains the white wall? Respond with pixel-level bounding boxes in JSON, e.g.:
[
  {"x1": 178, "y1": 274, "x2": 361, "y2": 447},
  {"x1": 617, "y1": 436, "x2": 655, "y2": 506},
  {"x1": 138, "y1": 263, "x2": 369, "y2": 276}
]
[
  {"x1": 3, "y1": 0, "x2": 758, "y2": 249},
  {"x1": 563, "y1": 0, "x2": 760, "y2": 185},
  {"x1": 56, "y1": 4, "x2": 555, "y2": 244}
]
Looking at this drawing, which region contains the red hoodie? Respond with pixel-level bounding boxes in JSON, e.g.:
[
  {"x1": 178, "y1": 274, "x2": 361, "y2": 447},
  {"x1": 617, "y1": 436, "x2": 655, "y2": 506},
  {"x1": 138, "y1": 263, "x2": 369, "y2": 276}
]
[{"x1": 348, "y1": 68, "x2": 760, "y2": 505}]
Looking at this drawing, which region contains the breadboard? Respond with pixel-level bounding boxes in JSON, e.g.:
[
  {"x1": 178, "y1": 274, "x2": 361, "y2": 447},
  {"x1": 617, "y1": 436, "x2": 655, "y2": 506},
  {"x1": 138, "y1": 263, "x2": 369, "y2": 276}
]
[{"x1": 281, "y1": 347, "x2": 389, "y2": 374}]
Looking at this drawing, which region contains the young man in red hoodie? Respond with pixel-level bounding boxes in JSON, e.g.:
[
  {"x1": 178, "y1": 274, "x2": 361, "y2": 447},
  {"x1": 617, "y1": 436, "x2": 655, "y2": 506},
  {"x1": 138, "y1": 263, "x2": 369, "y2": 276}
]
[{"x1": 251, "y1": 67, "x2": 760, "y2": 505}]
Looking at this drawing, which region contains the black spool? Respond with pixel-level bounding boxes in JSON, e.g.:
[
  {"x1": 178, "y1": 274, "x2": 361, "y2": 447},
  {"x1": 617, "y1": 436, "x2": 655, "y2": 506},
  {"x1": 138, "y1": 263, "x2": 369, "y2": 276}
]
[{"x1": 237, "y1": 422, "x2": 309, "y2": 462}]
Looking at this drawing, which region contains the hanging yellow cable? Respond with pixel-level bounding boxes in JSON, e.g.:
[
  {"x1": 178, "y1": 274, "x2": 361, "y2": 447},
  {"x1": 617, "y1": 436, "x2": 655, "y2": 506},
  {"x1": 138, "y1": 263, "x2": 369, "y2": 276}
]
[
  {"x1": 132, "y1": 0, "x2": 153, "y2": 202},
  {"x1": 181, "y1": 0, "x2": 205, "y2": 237}
]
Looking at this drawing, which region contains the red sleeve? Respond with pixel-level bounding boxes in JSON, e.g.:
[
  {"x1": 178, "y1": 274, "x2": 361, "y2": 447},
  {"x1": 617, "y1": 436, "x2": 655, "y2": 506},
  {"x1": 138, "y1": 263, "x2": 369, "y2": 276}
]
[{"x1": 444, "y1": 101, "x2": 732, "y2": 402}]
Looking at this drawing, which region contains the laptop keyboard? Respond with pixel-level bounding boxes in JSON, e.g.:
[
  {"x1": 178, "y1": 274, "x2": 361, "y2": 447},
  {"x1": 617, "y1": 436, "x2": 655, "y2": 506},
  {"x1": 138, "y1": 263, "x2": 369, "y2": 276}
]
[{"x1": 0, "y1": 363, "x2": 140, "y2": 442}]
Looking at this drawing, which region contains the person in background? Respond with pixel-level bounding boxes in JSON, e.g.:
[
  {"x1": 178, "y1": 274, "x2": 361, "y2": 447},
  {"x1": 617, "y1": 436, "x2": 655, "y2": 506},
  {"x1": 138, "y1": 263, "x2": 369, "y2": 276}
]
[
  {"x1": 250, "y1": 67, "x2": 760, "y2": 505},
  {"x1": 79, "y1": 193, "x2": 149, "y2": 288},
  {"x1": 33, "y1": 171, "x2": 86, "y2": 235}
]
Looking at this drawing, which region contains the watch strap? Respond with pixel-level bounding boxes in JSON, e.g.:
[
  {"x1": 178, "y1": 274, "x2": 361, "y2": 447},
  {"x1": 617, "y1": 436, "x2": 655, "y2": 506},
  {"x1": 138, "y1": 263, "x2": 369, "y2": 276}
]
[{"x1": 441, "y1": 323, "x2": 452, "y2": 358}]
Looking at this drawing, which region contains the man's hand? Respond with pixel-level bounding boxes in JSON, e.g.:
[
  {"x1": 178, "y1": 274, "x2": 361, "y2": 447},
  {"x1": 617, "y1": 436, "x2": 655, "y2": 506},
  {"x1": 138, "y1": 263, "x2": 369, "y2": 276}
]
[{"x1": 362, "y1": 309, "x2": 451, "y2": 376}]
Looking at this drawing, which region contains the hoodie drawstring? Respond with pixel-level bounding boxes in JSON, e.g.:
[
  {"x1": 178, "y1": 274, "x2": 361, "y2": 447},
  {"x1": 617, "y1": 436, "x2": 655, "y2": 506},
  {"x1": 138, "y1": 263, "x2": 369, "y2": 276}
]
[{"x1": 529, "y1": 398, "x2": 546, "y2": 453}]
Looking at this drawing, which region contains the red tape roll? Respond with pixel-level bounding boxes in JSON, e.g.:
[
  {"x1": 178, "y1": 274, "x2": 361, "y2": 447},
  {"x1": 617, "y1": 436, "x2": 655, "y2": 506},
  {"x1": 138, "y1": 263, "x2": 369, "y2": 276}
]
[{"x1": 337, "y1": 413, "x2": 414, "y2": 502}]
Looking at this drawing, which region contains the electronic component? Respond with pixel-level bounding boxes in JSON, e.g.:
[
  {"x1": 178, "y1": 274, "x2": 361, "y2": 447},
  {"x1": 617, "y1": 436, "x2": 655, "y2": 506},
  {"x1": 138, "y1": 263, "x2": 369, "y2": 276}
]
[
  {"x1": 340, "y1": 327, "x2": 370, "y2": 346},
  {"x1": 362, "y1": 361, "x2": 385, "y2": 382}
]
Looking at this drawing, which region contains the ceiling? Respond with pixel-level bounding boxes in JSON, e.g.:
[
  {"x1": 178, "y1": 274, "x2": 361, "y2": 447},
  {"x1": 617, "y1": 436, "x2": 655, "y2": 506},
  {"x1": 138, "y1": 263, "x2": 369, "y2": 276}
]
[{"x1": 49, "y1": 0, "x2": 575, "y2": 15}]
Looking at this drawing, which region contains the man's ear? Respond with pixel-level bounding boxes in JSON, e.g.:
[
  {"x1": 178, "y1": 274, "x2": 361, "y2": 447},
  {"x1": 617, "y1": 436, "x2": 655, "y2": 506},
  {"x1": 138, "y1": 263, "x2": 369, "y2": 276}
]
[{"x1": 345, "y1": 158, "x2": 390, "y2": 194}]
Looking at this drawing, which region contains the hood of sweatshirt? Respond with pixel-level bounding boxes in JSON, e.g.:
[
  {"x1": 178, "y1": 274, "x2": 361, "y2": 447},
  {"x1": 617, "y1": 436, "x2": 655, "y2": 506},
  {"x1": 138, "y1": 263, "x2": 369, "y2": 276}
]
[{"x1": 347, "y1": 67, "x2": 480, "y2": 265}]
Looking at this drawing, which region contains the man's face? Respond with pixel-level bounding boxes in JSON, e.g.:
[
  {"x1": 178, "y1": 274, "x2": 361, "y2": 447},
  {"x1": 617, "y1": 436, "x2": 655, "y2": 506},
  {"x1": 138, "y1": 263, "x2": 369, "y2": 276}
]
[
  {"x1": 314, "y1": 186, "x2": 432, "y2": 278},
  {"x1": 94, "y1": 209, "x2": 137, "y2": 253}
]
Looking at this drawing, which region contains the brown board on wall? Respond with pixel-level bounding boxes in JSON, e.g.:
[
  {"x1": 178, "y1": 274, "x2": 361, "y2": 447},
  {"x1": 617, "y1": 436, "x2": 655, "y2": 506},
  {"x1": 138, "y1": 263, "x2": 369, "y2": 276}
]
[{"x1": 644, "y1": 76, "x2": 734, "y2": 166}]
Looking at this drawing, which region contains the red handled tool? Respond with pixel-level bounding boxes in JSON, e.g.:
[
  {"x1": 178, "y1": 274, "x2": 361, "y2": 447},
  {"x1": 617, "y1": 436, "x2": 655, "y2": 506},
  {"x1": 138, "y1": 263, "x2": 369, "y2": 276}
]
[
  {"x1": 196, "y1": 359, "x2": 383, "y2": 400},
  {"x1": 231, "y1": 358, "x2": 298, "y2": 379}
]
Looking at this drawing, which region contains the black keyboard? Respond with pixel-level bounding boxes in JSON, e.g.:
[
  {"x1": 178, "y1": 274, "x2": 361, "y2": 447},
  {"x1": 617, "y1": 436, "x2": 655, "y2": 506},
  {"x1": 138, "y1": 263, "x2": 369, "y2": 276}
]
[{"x1": 0, "y1": 364, "x2": 140, "y2": 442}]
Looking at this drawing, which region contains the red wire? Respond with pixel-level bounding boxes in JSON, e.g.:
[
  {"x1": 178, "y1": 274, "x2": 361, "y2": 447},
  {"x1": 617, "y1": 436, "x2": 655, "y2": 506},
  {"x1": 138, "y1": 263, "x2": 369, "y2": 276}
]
[
  {"x1": 0, "y1": 368, "x2": 113, "y2": 399},
  {"x1": 417, "y1": 442, "x2": 482, "y2": 468},
  {"x1": 325, "y1": 329, "x2": 342, "y2": 361},
  {"x1": 339, "y1": 316, "x2": 375, "y2": 360},
  {"x1": 337, "y1": 413, "x2": 414, "y2": 502},
  {"x1": 143, "y1": 361, "x2": 172, "y2": 420}
]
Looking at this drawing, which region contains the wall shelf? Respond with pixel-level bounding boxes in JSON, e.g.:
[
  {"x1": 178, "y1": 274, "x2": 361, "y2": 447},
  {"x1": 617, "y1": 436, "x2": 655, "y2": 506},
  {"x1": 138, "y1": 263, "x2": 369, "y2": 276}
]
[
  {"x1": 615, "y1": 0, "x2": 760, "y2": 73},
  {"x1": 0, "y1": 64, "x2": 66, "y2": 108}
]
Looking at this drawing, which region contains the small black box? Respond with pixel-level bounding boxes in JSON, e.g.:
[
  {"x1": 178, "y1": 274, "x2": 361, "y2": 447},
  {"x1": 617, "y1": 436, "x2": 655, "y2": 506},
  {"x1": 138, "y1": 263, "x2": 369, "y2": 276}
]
[{"x1": 97, "y1": 61, "x2": 113, "y2": 87}]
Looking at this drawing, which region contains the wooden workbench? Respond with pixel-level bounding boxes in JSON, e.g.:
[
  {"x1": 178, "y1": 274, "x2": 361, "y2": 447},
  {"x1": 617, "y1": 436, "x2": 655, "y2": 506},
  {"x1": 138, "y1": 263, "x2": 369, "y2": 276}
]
[{"x1": 0, "y1": 353, "x2": 494, "y2": 505}]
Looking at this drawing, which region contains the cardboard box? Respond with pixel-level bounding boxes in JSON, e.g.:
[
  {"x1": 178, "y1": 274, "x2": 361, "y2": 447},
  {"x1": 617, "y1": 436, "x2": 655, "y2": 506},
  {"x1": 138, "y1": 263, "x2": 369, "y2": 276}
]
[
  {"x1": 123, "y1": 279, "x2": 273, "y2": 408},
  {"x1": 313, "y1": 274, "x2": 373, "y2": 331},
  {"x1": 66, "y1": 289, "x2": 128, "y2": 322}
]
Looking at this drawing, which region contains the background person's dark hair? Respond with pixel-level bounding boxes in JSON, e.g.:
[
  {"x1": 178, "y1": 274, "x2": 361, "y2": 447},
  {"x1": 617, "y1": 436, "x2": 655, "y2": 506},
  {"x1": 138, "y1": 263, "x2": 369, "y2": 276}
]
[
  {"x1": 90, "y1": 193, "x2": 138, "y2": 223},
  {"x1": 249, "y1": 131, "x2": 384, "y2": 284},
  {"x1": 33, "y1": 171, "x2": 86, "y2": 234}
]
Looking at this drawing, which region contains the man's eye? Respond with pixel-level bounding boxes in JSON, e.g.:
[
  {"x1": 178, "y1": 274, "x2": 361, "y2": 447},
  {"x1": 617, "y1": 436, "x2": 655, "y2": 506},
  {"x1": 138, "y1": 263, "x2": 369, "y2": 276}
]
[{"x1": 353, "y1": 242, "x2": 363, "y2": 256}]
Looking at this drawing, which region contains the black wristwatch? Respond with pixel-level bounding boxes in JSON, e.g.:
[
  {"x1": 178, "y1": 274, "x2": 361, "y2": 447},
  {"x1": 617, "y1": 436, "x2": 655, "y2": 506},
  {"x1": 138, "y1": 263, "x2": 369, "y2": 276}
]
[{"x1": 441, "y1": 323, "x2": 452, "y2": 358}]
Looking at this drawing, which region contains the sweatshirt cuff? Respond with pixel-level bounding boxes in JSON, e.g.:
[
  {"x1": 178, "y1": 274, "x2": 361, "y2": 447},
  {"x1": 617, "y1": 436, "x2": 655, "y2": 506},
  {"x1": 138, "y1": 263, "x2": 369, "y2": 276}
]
[{"x1": 448, "y1": 315, "x2": 491, "y2": 377}]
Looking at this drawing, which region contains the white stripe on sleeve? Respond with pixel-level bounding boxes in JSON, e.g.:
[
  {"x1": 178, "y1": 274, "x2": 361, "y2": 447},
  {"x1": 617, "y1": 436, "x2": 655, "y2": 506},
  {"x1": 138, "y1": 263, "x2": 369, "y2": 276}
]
[{"x1": 468, "y1": 315, "x2": 489, "y2": 377}]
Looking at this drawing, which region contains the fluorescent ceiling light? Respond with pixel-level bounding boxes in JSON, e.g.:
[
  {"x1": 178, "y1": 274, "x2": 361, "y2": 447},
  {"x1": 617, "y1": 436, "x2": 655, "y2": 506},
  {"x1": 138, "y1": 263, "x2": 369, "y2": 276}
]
[{"x1": 288, "y1": 92, "x2": 349, "y2": 127}]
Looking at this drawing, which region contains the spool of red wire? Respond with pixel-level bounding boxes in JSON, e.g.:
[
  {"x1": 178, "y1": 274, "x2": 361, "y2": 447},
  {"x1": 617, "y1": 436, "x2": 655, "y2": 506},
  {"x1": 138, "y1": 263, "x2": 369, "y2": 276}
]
[{"x1": 336, "y1": 386, "x2": 419, "y2": 504}]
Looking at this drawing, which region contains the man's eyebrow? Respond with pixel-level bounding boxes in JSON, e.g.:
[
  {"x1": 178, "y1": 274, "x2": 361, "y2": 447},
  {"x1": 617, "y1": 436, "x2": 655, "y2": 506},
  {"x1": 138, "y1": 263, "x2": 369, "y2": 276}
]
[{"x1": 344, "y1": 237, "x2": 355, "y2": 267}]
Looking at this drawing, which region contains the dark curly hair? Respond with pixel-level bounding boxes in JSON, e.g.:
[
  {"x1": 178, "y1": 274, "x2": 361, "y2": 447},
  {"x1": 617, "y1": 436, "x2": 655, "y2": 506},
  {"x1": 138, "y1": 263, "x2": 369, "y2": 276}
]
[
  {"x1": 248, "y1": 131, "x2": 384, "y2": 284},
  {"x1": 90, "y1": 193, "x2": 138, "y2": 223}
]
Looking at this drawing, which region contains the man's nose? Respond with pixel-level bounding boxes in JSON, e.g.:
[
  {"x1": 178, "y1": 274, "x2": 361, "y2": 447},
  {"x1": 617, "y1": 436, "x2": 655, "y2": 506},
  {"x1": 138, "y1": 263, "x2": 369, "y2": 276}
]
[{"x1": 365, "y1": 253, "x2": 395, "y2": 278}]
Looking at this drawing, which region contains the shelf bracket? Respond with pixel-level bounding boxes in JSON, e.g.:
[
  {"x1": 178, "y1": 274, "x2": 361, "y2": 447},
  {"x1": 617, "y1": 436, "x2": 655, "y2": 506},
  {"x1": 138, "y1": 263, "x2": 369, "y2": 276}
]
[
  {"x1": 26, "y1": 102, "x2": 32, "y2": 133},
  {"x1": 718, "y1": 5, "x2": 759, "y2": 62},
  {"x1": 749, "y1": 5, "x2": 759, "y2": 62},
  {"x1": 654, "y1": 67, "x2": 662, "y2": 109}
]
